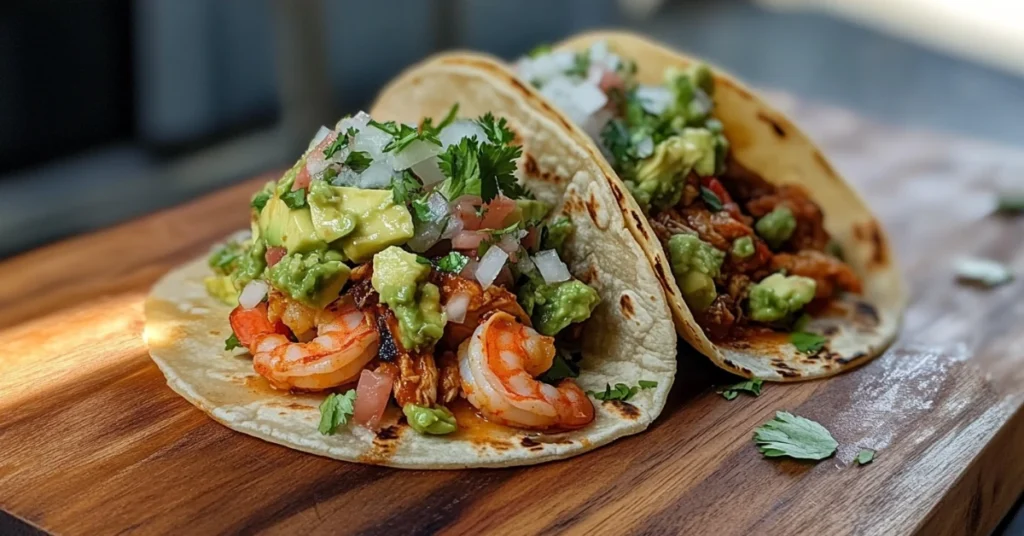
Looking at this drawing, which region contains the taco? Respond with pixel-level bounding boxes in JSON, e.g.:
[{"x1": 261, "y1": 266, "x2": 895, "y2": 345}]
[
  {"x1": 508, "y1": 31, "x2": 906, "y2": 381},
  {"x1": 144, "y1": 103, "x2": 678, "y2": 468}
]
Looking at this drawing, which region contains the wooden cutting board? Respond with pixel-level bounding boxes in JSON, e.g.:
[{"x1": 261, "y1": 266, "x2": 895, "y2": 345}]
[{"x1": 1, "y1": 99, "x2": 1022, "y2": 536}]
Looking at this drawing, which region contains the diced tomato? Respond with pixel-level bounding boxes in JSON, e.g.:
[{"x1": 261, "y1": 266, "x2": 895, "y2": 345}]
[
  {"x1": 352, "y1": 369, "x2": 395, "y2": 430},
  {"x1": 228, "y1": 303, "x2": 290, "y2": 349},
  {"x1": 451, "y1": 230, "x2": 488, "y2": 250},
  {"x1": 293, "y1": 167, "x2": 311, "y2": 191},
  {"x1": 522, "y1": 226, "x2": 539, "y2": 251},
  {"x1": 755, "y1": 239, "x2": 773, "y2": 264},
  {"x1": 453, "y1": 196, "x2": 484, "y2": 231},
  {"x1": 599, "y1": 70, "x2": 625, "y2": 94},
  {"x1": 479, "y1": 195, "x2": 516, "y2": 229},
  {"x1": 265, "y1": 246, "x2": 287, "y2": 267},
  {"x1": 703, "y1": 178, "x2": 733, "y2": 205}
]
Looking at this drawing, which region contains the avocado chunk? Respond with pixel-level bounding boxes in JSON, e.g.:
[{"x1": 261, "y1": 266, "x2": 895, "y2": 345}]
[
  {"x1": 266, "y1": 249, "x2": 351, "y2": 308},
  {"x1": 371, "y1": 247, "x2": 445, "y2": 350},
  {"x1": 517, "y1": 272, "x2": 600, "y2": 336},
  {"x1": 667, "y1": 233, "x2": 725, "y2": 311},
  {"x1": 308, "y1": 180, "x2": 358, "y2": 243},
  {"x1": 747, "y1": 273, "x2": 816, "y2": 323},
  {"x1": 513, "y1": 199, "x2": 551, "y2": 226},
  {"x1": 334, "y1": 187, "x2": 414, "y2": 262},
  {"x1": 258, "y1": 196, "x2": 322, "y2": 254}
]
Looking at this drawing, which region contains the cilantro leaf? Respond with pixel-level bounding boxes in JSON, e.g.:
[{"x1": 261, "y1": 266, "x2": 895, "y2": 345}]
[
  {"x1": 208, "y1": 241, "x2": 245, "y2": 274},
  {"x1": 318, "y1": 390, "x2": 357, "y2": 435},
  {"x1": 415, "y1": 255, "x2": 432, "y2": 266},
  {"x1": 753, "y1": 411, "x2": 838, "y2": 460},
  {"x1": 638, "y1": 380, "x2": 658, "y2": 389},
  {"x1": 369, "y1": 118, "x2": 441, "y2": 154},
  {"x1": 718, "y1": 378, "x2": 763, "y2": 400},
  {"x1": 538, "y1": 350, "x2": 580, "y2": 384},
  {"x1": 587, "y1": 381, "x2": 654, "y2": 401},
  {"x1": 436, "y1": 103, "x2": 460, "y2": 131},
  {"x1": 322, "y1": 128, "x2": 355, "y2": 158},
  {"x1": 224, "y1": 333, "x2": 241, "y2": 351},
  {"x1": 437, "y1": 137, "x2": 482, "y2": 201},
  {"x1": 700, "y1": 187, "x2": 723, "y2": 212},
  {"x1": 344, "y1": 150, "x2": 373, "y2": 173},
  {"x1": 790, "y1": 331, "x2": 827, "y2": 354},
  {"x1": 251, "y1": 191, "x2": 271, "y2": 212},
  {"x1": 280, "y1": 188, "x2": 307, "y2": 209},
  {"x1": 436, "y1": 251, "x2": 470, "y2": 274},
  {"x1": 390, "y1": 170, "x2": 422, "y2": 204},
  {"x1": 476, "y1": 112, "x2": 516, "y2": 145},
  {"x1": 855, "y1": 448, "x2": 875, "y2": 466},
  {"x1": 409, "y1": 197, "x2": 436, "y2": 222},
  {"x1": 567, "y1": 51, "x2": 590, "y2": 78}
]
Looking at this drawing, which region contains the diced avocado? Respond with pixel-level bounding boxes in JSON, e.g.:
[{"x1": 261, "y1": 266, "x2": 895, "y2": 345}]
[
  {"x1": 307, "y1": 180, "x2": 357, "y2": 243},
  {"x1": 517, "y1": 272, "x2": 600, "y2": 336},
  {"x1": 667, "y1": 233, "x2": 725, "y2": 311},
  {"x1": 513, "y1": 199, "x2": 551, "y2": 226},
  {"x1": 204, "y1": 275, "x2": 239, "y2": 305},
  {"x1": 371, "y1": 247, "x2": 445, "y2": 350},
  {"x1": 755, "y1": 207, "x2": 796, "y2": 249},
  {"x1": 259, "y1": 196, "x2": 322, "y2": 254},
  {"x1": 231, "y1": 239, "x2": 267, "y2": 289},
  {"x1": 747, "y1": 273, "x2": 816, "y2": 323},
  {"x1": 632, "y1": 129, "x2": 716, "y2": 211},
  {"x1": 541, "y1": 216, "x2": 574, "y2": 255},
  {"x1": 336, "y1": 188, "x2": 414, "y2": 262},
  {"x1": 403, "y1": 404, "x2": 457, "y2": 435},
  {"x1": 266, "y1": 249, "x2": 351, "y2": 308}
]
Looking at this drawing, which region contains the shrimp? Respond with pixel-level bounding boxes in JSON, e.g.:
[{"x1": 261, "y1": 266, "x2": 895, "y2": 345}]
[
  {"x1": 458, "y1": 312, "x2": 594, "y2": 430},
  {"x1": 252, "y1": 297, "x2": 379, "y2": 391}
]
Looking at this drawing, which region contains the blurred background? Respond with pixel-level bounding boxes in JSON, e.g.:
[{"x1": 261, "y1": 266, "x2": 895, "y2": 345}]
[{"x1": 2, "y1": 0, "x2": 1024, "y2": 259}]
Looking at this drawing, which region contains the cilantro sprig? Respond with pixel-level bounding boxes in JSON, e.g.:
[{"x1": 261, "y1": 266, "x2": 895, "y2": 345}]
[
  {"x1": 318, "y1": 390, "x2": 357, "y2": 435},
  {"x1": 700, "y1": 187, "x2": 723, "y2": 211},
  {"x1": 280, "y1": 188, "x2": 307, "y2": 209},
  {"x1": 344, "y1": 150, "x2": 373, "y2": 173},
  {"x1": 224, "y1": 333, "x2": 241, "y2": 351},
  {"x1": 588, "y1": 380, "x2": 658, "y2": 401},
  {"x1": 854, "y1": 448, "x2": 875, "y2": 466},
  {"x1": 717, "y1": 378, "x2": 763, "y2": 400},
  {"x1": 436, "y1": 251, "x2": 470, "y2": 274},
  {"x1": 753, "y1": 411, "x2": 837, "y2": 460},
  {"x1": 790, "y1": 331, "x2": 827, "y2": 354}
]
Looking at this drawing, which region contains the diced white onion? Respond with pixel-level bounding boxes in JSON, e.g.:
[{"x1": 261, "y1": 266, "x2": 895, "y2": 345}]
[
  {"x1": 352, "y1": 125, "x2": 392, "y2": 159},
  {"x1": 582, "y1": 108, "x2": 615, "y2": 142},
  {"x1": 306, "y1": 155, "x2": 331, "y2": 177},
  {"x1": 635, "y1": 135, "x2": 654, "y2": 159},
  {"x1": 444, "y1": 292, "x2": 471, "y2": 324},
  {"x1": 475, "y1": 247, "x2": 509, "y2": 288},
  {"x1": 337, "y1": 111, "x2": 371, "y2": 133},
  {"x1": 407, "y1": 219, "x2": 445, "y2": 252},
  {"x1": 356, "y1": 160, "x2": 395, "y2": 189},
  {"x1": 588, "y1": 41, "x2": 620, "y2": 71},
  {"x1": 533, "y1": 249, "x2": 571, "y2": 284},
  {"x1": 390, "y1": 139, "x2": 443, "y2": 171},
  {"x1": 426, "y1": 192, "x2": 449, "y2": 221},
  {"x1": 636, "y1": 85, "x2": 672, "y2": 115},
  {"x1": 330, "y1": 168, "x2": 360, "y2": 187},
  {"x1": 308, "y1": 125, "x2": 331, "y2": 150},
  {"x1": 411, "y1": 155, "x2": 445, "y2": 186},
  {"x1": 497, "y1": 233, "x2": 520, "y2": 255},
  {"x1": 439, "y1": 120, "x2": 488, "y2": 148},
  {"x1": 238, "y1": 280, "x2": 269, "y2": 310},
  {"x1": 575, "y1": 83, "x2": 608, "y2": 116},
  {"x1": 586, "y1": 64, "x2": 604, "y2": 86},
  {"x1": 516, "y1": 50, "x2": 575, "y2": 86},
  {"x1": 441, "y1": 216, "x2": 464, "y2": 240}
]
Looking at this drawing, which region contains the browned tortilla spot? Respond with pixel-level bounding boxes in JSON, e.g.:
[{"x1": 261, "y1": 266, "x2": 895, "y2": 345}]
[
  {"x1": 854, "y1": 301, "x2": 880, "y2": 326},
  {"x1": 653, "y1": 260, "x2": 670, "y2": 289},
  {"x1": 520, "y1": 437, "x2": 544, "y2": 451},
  {"x1": 523, "y1": 154, "x2": 539, "y2": 176},
  {"x1": 837, "y1": 352, "x2": 867, "y2": 365},
  {"x1": 619, "y1": 295, "x2": 635, "y2": 319},
  {"x1": 578, "y1": 265, "x2": 599, "y2": 285},
  {"x1": 610, "y1": 183, "x2": 624, "y2": 202},
  {"x1": 822, "y1": 326, "x2": 839, "y2": 336},
  {"x1": 605, "y1": 400, "x2": 641, "y2": 420},
  {"x1": 852, "y1": 220, "x2": 888, "y2": 268},
  {"x1": 631, "y1": 211, "x2": 649, "y2": 239},
  {"x1": 757, "y1": 112, "x2": 786, "y2": 138},
  {"x1": 563, "y1": 193, "x2": 585, "y2": 214},
  {"x1": 376, "y1": 424, "x2": 403, "y2": 441},
  {"x1": 208, "y1": 330, "x2": 221, "y2": 336},
  {"x1": 359, "y1": 424, "x2": 404, "y2": 465},
  {"x1": 585, "y1": 192, "x2": 600, "y2": 224}
]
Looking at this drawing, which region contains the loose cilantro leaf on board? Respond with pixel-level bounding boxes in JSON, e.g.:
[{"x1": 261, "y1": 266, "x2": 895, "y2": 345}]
[
  {"x1": 280, "y1": 188, "x2": 307, "y2": 209},
  {"x1": 318, "y1": 390, "x2": 357, "y2": 435},
  {"x1": 588, "y1": 380, "x2": 658, "y2": 401},
  {"x1": 790, "y1": 331, "x2": 827, "y2": 354},
  {"x1": 538, "y1": 350, "x2": 581, "y2": 384},
  {"x1": 753, "y1": 411, "x2": 838, "y2": 460},
  {"x1": 700, "y1": 186, "x2": 723, "y2": 212},
  {"x1": 224, "y1": 333, "x2": 241, "y2": 351},
  {"x1": 854, "y1": 448, "x2": 875, "y2": 466},
  {"x1": 718, "y1": 378, "x2": 763, "y2": 400},
  {"x1": 996, "y1": 192, "x2": 1024, "y2": 214},
  {"x1": 436, "y1": 251, "x2": 470, "y2": 274},
  {"x1": 390, "y1": 170, "x2": 422, "y2": 204},
  {"x1": 344, "y1": 150, "x2": 373, "y2": 173}
]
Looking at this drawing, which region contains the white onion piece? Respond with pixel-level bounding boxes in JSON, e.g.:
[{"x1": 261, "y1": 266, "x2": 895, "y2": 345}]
[
  {"x1": 330, "y1": 168, "x2": 360, "y2": 187},
  {"x1": 391, "y1": 139, "x2": 443, "y2": 171},
  {"x1": 534, "y1": 249, "x2": 571, "y2": 284},
  {"x1": 475, "y1": 246, "x2": 509, "y2": 288},
  {"x1": 337, "y1": 111, "x2": 371, "y2": 133},
  {"x1": 444, "y1": 292, "x2": 471, "y2": 324},
  {"x1": 439, "y1": 120, "x2": 488, "y2": 148},
  {"x1": 356, "y1": 160, "x2": 395, "y2": 189},
  {"x1": 407, "y1": 219, "x2": 445, "y2": 252},
  {"x1": 411, "y1": 156, "x2": 445, "y2": 186},
  {"x1": 636, "y1": 85, "x2": 672, "y2": 115},
  {"x1": 582, "y1": 108, "x2": 615, "y2": 142},
  {"x1": 352, "y1": 125, "x2": 392, "y2": 159},
  {"x1": 575, "y1": 83, "x2": 608, "y2": 116},
  {"x1": 516, "y1": 50, "x2": 575, "y2": 86},
  {"x1": 635, "y1": 135, "x2": 654, "y2": 159},
  {"x1": 308, "y1": 125, "x2": 331, "y2": 151},
  {"x1": 586, "y1": 64, "x2": 604, "y2": 86},
  {"x1": 425, "y1": 192, "x2": 448, "y2": 221},
  {"x1": 441, "y1": 216, "x2": 464, "y2": 240},
  {"x1": 238, "y1": 280, "x2": 269, "y2": 310},
  {"x1": 306, "y1": 155, "x2": 332, "y2": 177}
]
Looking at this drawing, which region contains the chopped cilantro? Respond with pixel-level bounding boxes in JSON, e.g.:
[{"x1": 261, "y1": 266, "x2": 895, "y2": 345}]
[
  {"x1": 318, "y1": 390, "x2": 357, "y2": 435},
  {"x1": 476, "y1": 112, "x2": 516, "y2": 145},
  {"x1": 717, "y1": 378, "x2": 763, "y2": 400},
  {"x1": 437, "y1": 137, "x2": 482, "y2": 201},
  {"x1": 700, "y1": 187, "x2": 723, "y2": 212},
  {"x1": 322, "y1": 127, "x2": 355, "y2": 158},
  {"x1": 638, "y1": 380, "x2": 658, "y2": 389},
  {"x1": 854, "y1": 448, "x2": 875, "y2": 466},
  {"x1": 436, "y1": 251, "x2": 470, "y2": 274},
  {"x1": 344, "y1": 150, "x2": 373, "y2": 173},
  {"x1": 436, "y1": 103, "x2": 459, "y2": 131},
  {"x1": 369, "y1": 118, "x2": 442, "y2": 154},
  {"x1": 415, "y1": 255, "x2": 432, "y2": 266},
  {"x1": 790, "y1": 331, "x2": 826, "y2": 354},
  {"x1": 224, "y1": 333, "x2": 241, "y2": 351},
  {"x1": 588, "y1": 380, "x2": 658, "y2": 401},
  {"x1": 251, "y1": 191, "x2": 271, "y2": 212},
  {"x1": 567, "y1": 50, "x2": 590, "y2": 78},
  {"x1": 390, "y1": 170, "x2": 422, "y2": 204},
  {"x1": 538, "y1": 350, "x2": 580, "y2": 384},
  {"x1": 280, "y1": 188, "x2": 307, "y2": 209},
  {"x1": 409, "y1": 197, "x2": 437, "y2": 222},
  {"x1": 753, "y1": 411, "x2": 838, "y2": 460}
]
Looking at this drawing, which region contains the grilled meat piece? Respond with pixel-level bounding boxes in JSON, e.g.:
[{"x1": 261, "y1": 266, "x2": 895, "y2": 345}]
[
  {"x1": 771, "y1": 250, "x2": 863, "y2": 299},
  {"x1": 437, "y1": 351, "x2": 461, "y2": 404},
  {"x1": 746, "y1": 184, "x2": 831, "y2": 252}
]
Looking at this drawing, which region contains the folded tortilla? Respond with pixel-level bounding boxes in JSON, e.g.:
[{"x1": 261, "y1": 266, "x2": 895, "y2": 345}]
[{"x1": 145, "y1": 60, "x2": 678, "y2": 468}]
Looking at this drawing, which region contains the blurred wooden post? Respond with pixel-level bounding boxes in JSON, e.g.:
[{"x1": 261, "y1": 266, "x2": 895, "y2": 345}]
[{"x1": 269, "y1": 0, "x2": 334, "y2": 155}]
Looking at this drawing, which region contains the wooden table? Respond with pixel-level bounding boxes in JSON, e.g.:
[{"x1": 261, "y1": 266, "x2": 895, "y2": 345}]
[{"x1": 1, "y1": 99, "x2": 1022, "y2": 535}]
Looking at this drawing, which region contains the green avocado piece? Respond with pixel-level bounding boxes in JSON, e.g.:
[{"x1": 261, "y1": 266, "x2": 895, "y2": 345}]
[
  {"x1": 266, "y1": 249, "x2": 351, "y2": 308},
  {"x1": 259, "y1": 196, "x2": 322, "y2": 254},
  {"x1": 371, "y1": 247, "x2": 445, "y2": 350},
  {"x1": 336, "y1": 188, "x2": 414, "y2": 262},
  {"x1": 308, "y1": 180, "x2": 358, "y2": 243},
  {"x1": 513, "y1": 199, "x2": 551, "y2": 226}
]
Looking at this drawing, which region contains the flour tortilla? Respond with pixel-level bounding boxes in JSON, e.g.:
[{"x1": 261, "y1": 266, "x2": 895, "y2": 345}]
[
  {"x1": 373, "y1": 31, "x2": 905, "y2": 382},
  {"x1": 144, "y1": 70, "x2": 678, "y2": 468}
]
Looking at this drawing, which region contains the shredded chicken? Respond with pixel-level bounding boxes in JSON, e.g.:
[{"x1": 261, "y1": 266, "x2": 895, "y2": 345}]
[
  {"x1": 432, "y1": 271, "x2": 531, "y2": 350},
  {"x1": 437, "y1": 351, "x2": 461, "y2": 404}
]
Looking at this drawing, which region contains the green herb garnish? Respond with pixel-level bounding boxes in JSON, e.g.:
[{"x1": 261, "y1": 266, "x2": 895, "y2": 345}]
[
  {"x1": 369, "y1": 118, "x2": 442, "y2": 154},
  {"x1": 251, "y1": 191, "x2": 271, "y2": 212},
  {"x1": 700, "y1": 187, "x2": 723, "y2": 212},
  {"x1": 790, "y1": 331, "x2": 827, "y2": 354},
  {"x1": 718, "y1": 378, "x2": 763, "y2": 400},
  {"x1": 854, "y1": 448, "x2": 875, "y2": 466},
  {"x1": 344, "y1": 150, "x2": 373, "y2": 173},
  {"x1": 224, "y1": 333, "x2": 241, "y2": 351},
  {"x1": 538, "y1": 350, "x2": 580, "y2": 384},
  {"x1": 390, "y1": 170, "x2": 422, "y2": 204},
  {"x1": 753, "y1": 411, "x2": 838, "y2": 460},
  {"x1": 318, "y1": 390, "x2": 357, "y2": 435},
  {"x1": 322, "y1": 127, "x2": 356, "y2": 158},
  {"x1": 567, "y1": 50, "x2": 590, "y2": 78},
  {"x1": 588, "y1": 380, "x2": 658, "y2": 401},
  {"x1": 638, "y1": 380, "x2": 658, "y2": 389},
  {"x1": 280, "y1": 188, "x2": 307, "y2": 209},
  {"x1": 436, "y1": 251, "x2": 470, "y2": 274}
]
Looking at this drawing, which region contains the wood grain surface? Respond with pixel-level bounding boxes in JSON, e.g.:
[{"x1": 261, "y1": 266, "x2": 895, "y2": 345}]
[{"x1": 1, "y1": 99, "x2": 1023, "y2": 535}]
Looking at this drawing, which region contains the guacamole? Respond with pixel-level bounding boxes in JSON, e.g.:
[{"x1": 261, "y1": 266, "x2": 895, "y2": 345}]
[
  {"x1": 518, "y1": 274, "x2": 600, "y2": 336},
  {"x1": 755, "y1": 207, "x2": 796, "y2": 249},
  {"x1": 668, "y1": 233, "x2": 725, "y2": 311},
  {"x1": 541, "y1": 216, "x2": 574, "y2": 255},
  {"x1": 631, "y1": 128, "x2": 716, "y2": 211},
  {"x1": 231, "y1": 239, "x2": 268, "y2": 289},
  {"x1": 403, "y1": 404, "x2": 457, "y2": 435},
  {"x1": 266, "y1": 249, "x2": 351, "y2": 308},
  {"x1": 747, "y1": 273, "x2": 816, "y2": 323},
  {"x1": 204, "y1": 275, "x2": 239, "y2": 306},
  {"x1": 371, "y1": 247, "x2": 446, "y2": 350}
]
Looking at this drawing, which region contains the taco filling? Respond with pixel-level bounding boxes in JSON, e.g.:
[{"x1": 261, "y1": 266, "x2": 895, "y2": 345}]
[
  {"x1": 207, "y1": 108, "x2": 605, "y2": 435},
  {"x1": 518, "y1": 42, "x2": 862, "y2": 341}
]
